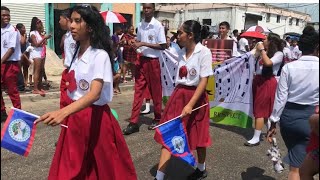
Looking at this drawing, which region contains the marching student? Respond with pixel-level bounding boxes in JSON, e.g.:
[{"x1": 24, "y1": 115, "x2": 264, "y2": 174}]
[
  {"x1": 267, "y1": 26, "x2": 319, "y2": 180},
  {"x1": 35, "y1": 5, "x2": 137, "y2": 179},
  {"x1": 154, "y1": 20, "x2": 213, "y2": 180},
  {"x1": 1, "y1": 6, "x2": 22, "y2": 122},
  {"x1": 244, "y1": 33, "x2": 284, "y2": 147},
  {"x1": 122, "y1": 3, "x2": 167, "y2": 135},
  {"x1": 58, "y1": 7, "x2": 76, "y2": 108}
]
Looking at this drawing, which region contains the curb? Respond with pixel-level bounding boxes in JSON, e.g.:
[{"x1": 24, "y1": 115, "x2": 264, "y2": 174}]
[{"x1": 3, "y1": 84, "x2": 134, "y2": 102}]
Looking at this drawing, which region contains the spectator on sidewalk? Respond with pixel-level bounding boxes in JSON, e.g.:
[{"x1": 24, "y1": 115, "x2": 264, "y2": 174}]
[
  {"x1": 29, "y1": 17, "x2": 52, "y2": 96},
  {"x1": 16, "y1": 23, "x2": 27, "y2": 91},
  {"x1": 1, "y1": 6, "x2": 22, "y2": 122},
  {"x1": 121, "y1": 25, "x2": 137, "y2": 83},
  {"x1": 122, "y1": 3, "x2": 166, "y2": 135}
]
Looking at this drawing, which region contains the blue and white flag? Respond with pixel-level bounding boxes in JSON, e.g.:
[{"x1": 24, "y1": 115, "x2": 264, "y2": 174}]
[
  {"x1": 155, "y1": 117, "x2": 196, "y2": 166},
  {"x1": 1, "y1": 108, "x2": 37, "y2": 156}
]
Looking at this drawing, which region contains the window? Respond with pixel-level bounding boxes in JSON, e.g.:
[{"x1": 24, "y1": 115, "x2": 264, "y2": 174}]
[
  {"x1": 202, "y1": 19, "x2": 212, "y2": 26},
  {"x1": 266, "y1": 13, "x2": 271, "y2": 22},
  {"x1": 289, "y1": 18, "x2": 293, "y2": 25},
  {"x1": 296, "y1": 19, "x2": 299, "y2": 26},
  {"x1": 276, "y1": 15, "x2": 281, "y2": 23}
]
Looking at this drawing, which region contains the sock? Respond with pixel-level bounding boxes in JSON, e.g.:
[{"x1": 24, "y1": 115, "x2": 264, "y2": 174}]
[
  {"x1": 155, "y1": 170, "x2": 165, "y2": 180},
  {"x1": 197, "y1": 162, "x2": 206, "y2": 171},
  {"x1": 141, "y1": 102, "x2": 150, "y2": 113},
  {"x1": 248, "y1": 130, "x2": 261, "y2": 144}
]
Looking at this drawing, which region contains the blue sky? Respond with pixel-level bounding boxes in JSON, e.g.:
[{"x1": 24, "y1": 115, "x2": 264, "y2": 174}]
[{"x1": 269, "y1": 3, "x2": 319, "y2": 22}]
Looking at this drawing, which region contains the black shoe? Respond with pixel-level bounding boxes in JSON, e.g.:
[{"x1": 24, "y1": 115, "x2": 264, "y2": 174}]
[
  {"x1": 148, "y1": 120, "x2": 159, "y2": 130},
  {"x1": 123, "y1": 123, "x2": 139, "y2": 135},
  {"x1": 244, "y1": 141, "x2": 260, "y2": 147},
  {"x1": 1, "y1": 111, "x2": 8, "y2": 122},
  {"x1": 187, "y1": 168, "x2": 208, "y2": 180}
]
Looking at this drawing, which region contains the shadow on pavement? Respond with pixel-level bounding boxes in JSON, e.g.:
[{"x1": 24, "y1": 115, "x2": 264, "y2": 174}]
[
  {"x1": 149, "y1": 156, "x2": 195, "y2": 180},
  {"x1": 241, "y1": 167, "x2": 276, "y2": 180},
  {"x1": 210, "y1": 122, "x2": 254, "y2": 140}
]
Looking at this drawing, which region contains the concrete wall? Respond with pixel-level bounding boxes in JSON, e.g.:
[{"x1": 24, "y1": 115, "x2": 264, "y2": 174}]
[
  {"x1": 157, "y1": 3, "x2": 310, "y2": 37},
  {"x1": 113, "y1": 3, "x2": 136, "y2": 26}
]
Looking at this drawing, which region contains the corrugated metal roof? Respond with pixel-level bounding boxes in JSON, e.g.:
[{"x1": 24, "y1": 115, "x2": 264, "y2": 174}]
[{"x1": 1, "y1": 3, "x2": 46, "y2": 34}]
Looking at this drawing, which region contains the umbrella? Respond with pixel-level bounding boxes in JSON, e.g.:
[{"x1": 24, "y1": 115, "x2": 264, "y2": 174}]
[
  {"x1": 247, "y1": 25, "x2": 270, "y2": 34},
  {"x1": 240, "y1": 31, "x2": 266, "y2": 39},
  {"x1": 100, "y1": 11, "x2": 127, "y2": 23}
]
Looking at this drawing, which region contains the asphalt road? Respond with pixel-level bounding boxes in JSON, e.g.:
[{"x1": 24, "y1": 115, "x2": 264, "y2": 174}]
[{"x1": 1, "y1": 90, "x2": 316, "y2": 180}]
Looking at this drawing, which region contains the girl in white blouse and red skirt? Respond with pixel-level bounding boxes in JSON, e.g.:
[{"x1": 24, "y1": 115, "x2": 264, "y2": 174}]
[
  {"x1": 244, "y1": 33, "x2": 284, "y2": 147},
  {"x1": 35, "y1": 5, "x2": 137, "y2": 180},
  {"x1": 154, "y1": 20, "x2": 213, "y2": 180}
]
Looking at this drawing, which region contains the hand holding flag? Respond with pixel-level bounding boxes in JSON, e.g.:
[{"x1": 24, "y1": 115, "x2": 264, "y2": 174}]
[{"x1": 34, "y1": 109, "x2": 68, "y2": 127}]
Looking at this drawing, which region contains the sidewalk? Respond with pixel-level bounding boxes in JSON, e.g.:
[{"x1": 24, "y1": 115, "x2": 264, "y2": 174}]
[{"x1": 3, "y1": 74, "x2": 135, "y2": 102}]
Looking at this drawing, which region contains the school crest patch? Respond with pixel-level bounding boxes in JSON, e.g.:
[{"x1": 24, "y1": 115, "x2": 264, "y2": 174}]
[
  {"x1": 79, "y1": 79, "x2": 89, "y2": 91},
  {"x1": 189, "y1": 68, "x2": 197, "y2": 76},
  {"x1": 148, "y1": 35, "x2": 154, "y2": 41}
]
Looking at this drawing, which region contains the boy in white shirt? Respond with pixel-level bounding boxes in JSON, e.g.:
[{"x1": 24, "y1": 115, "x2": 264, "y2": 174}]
[{"x1": 1, "y1": 6, "x2": 22, "y2": 122}]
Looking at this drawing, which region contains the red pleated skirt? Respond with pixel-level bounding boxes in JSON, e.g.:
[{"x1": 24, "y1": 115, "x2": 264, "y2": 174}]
[
  {"x1": 50, "y1": 75, "x2": 137, "y2": 180},
  {"x1": 252, "y1": 75, "x2": 277, "y2": 118},
  {"x1": 154, "y1": 85, "x2": 212, "y2": 151}
]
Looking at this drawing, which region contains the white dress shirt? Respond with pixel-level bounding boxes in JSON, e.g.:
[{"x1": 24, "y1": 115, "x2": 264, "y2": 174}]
[
  {"x1": 68, "y1": 46, "x2": 113, "y2": 106},
  {"x1": 137, "y1": 17, "x2": 167, "y2": 58},
  {"x1": 175, "y1": 43, "x2": 213, "y2": 86},
  {"x1": 269, "y1": 55, "x2": 319, "y2": 122},
  {"x1": 1, "y1": 24, "x2": 21, "y2": 61},
  {"x1": 63, "y1": 31, "x2": 77, "y2": 67}
]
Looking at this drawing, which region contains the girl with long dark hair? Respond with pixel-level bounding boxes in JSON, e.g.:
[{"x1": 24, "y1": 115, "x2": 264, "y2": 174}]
[
  {"x1": 29, "y1": 17, "x2": 51, "y2": 96},
  {"x1": 244, "y1": 33, "x2": 284, "y2": 147},
  {"x1": 35, "y1": 5, "x2": 137, "y2": 179}
]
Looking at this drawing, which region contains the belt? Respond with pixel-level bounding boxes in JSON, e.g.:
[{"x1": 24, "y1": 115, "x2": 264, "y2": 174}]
[
  {"x1": 3, "y1": 61, "x2": 19, "y2": 64},
  {"x1": 141, "y1": 56, "x2": 158, "y2": 60}
]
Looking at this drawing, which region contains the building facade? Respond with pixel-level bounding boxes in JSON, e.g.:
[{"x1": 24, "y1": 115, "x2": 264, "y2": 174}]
[{"x1": 156, "y1": 3, "x2": 311, "y2": 37}]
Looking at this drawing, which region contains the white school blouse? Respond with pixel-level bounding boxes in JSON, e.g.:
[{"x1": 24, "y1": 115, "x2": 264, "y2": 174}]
[
  {"x1": 175, "y1": 43, "x2": 213, "y2": 86},
  {"x1": 68, "y1": 46, "x2": 113, "y2": 106}
]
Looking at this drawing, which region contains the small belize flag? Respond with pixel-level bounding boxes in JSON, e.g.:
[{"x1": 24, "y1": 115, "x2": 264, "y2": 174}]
[
  {"x1": 1, "y1": 107, "x2": 37, "y2": 156},
  {"x1": 155, "y1": 117, "x2": 196, "y2": 166}
]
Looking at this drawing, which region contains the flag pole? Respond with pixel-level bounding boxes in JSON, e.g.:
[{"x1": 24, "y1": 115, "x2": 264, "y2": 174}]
[
  {"x1": 152, "y1": 103, "x2": 208, "y2": 130},
  {"x1": 11, "y1": 107, "x2": 68, "y2": 128}
]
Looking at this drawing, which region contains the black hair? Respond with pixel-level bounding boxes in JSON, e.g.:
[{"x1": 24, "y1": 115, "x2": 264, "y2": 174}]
[
  {"x1": 200, "y1": 25, "x2": 209, "y2": 40},
  {"x1": 30, "y1": 17, "x2": 39, "y2": 32},
  {"x1": 1, "y1": 6, "x2": 10, "y2": 12},
  {"x1": 71, "y1": 5, "x2": 114, "y2": 67},
  {"x1": 219, "y1": 21, "x2": 230, "y2": 30},
  {"x1": 266, "y1": 33, "x2": 283, "y2": 59},
  {"x1": 142, "y1": 3, "x2": 155, "y2": 9},
  {"x1": 182, "y1": 20, "x2": 202, "y2": 43},
  {"x1": 60, "y1": 7, "x2": 72, "y2": 19},
  {"x1": 233, "y1": 29, "x2": 238, "y2": 34},
  {"x1": 299, "y1": 26, "x2": 319, "y2": 55},
  {"x1": 285, "y1": 36, "x2": 291, "y2": 40},
  {"x1": 262, "y1": 33, "x2": 284, "y2": 77},
  {"x1": 16, "y1": 23, "x2": 24, "y2": 30},
  {"x1": 29, "y1": 17, "x2": 40, "y2": 43}
]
